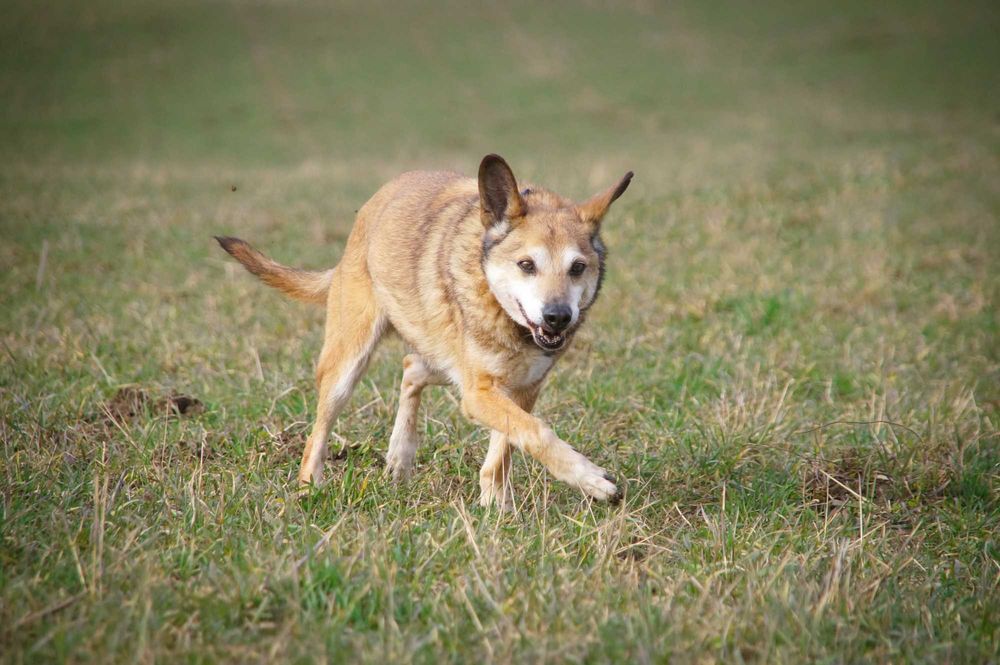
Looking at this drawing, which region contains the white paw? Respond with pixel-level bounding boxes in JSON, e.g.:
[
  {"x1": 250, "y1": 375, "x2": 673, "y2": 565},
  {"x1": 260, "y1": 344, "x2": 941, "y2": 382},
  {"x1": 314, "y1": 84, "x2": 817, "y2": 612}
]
[
  {"x1": 572, "y1": 459, "x2": 620, "y2": 502},
  {"x1": 479, "y1": 482, "x2": 514, "y2": 512},
  {"x1": 385, "y1": 450, "x2": 415, "y2": 482},
  {"x1": 297, "y1": 465, "x2": 324, "y2": 493}
]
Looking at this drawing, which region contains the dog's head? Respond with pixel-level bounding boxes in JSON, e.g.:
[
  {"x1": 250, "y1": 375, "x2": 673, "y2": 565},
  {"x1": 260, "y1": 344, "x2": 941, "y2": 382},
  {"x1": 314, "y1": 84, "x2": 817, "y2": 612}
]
[{"x1": 478, "y1": 154, "x2": 632, "y2": 352}]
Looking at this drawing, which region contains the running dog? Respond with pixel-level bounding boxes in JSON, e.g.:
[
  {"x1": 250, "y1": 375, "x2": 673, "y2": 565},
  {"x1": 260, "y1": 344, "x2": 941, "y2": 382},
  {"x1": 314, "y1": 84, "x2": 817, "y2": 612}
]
[{"x1": 217, "y1": 154, "x2": 632, "y2": 508}]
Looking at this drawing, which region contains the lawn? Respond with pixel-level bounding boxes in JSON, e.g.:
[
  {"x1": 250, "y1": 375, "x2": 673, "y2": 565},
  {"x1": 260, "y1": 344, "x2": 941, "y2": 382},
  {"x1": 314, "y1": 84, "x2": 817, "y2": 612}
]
[{"x1": 1, "y1": 0, "x2": 998, "y2": 662}]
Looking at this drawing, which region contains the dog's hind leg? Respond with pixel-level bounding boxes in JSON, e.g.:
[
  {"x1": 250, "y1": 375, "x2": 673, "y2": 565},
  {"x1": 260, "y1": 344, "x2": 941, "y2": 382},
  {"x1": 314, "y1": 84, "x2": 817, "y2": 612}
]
[
  {"x1": 299, "y1": 267, "x2": 387, "y2": 487},
  {"x1": 479, "y1": 388, "x2": 537, "y2": 511},
  {"x1": 385, "y1": 354, "x2": 446, "y2": 481}
]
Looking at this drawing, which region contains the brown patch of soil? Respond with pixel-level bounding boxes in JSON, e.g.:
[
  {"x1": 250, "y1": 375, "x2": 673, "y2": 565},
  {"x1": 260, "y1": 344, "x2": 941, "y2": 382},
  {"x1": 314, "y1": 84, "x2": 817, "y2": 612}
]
[{"x1": 103, "y1": 386, "x2": 204, "y2": 422}]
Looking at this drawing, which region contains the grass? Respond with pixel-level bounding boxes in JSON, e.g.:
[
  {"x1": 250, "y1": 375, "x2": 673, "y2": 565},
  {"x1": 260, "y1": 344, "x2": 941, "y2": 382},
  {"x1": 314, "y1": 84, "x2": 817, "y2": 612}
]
[{"x1": 1, "y1": 0, "x2": 998, "y2": 661}]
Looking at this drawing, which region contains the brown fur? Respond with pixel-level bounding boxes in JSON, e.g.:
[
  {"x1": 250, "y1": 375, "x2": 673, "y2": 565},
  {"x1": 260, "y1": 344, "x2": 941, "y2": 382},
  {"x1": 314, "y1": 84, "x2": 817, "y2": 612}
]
[
  {"x1": 215, "y1": 236, "x2": 333, "y2": 305},
  {"x1": 217, "y1": 154, "x2": 632, "y2": 507}
]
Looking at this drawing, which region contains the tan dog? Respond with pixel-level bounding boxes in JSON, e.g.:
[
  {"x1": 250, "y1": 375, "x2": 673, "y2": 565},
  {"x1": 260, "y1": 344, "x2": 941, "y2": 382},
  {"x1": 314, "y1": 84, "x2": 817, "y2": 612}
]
[{"x1": 217, "y1": 155, "x2": 632, "y2": 508}]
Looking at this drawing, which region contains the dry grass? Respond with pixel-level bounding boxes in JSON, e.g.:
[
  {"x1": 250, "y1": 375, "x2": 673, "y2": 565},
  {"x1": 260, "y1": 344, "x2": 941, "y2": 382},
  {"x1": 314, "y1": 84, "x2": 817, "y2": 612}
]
[{"x1": 2, "y1": 0, "x2": 998, "y2": 662}]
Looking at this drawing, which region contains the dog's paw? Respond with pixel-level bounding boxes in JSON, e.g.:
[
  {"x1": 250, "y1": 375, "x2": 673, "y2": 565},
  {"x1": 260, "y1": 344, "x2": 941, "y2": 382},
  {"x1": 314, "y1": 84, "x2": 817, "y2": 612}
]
[
  {"x1": 296, "y1": 474, "x2": 325, "y2": 504},
  {"x1": 385, "y1": 451, "x2": 415, "y2": 482},
  {"x1": 479, "y1": 483, "x2": 514, "y2": 512},
  {"x1": 298, "y1": 466, "x2": 324, "y2": 490},
  {"x1": 574, "y1": 461, "x2": 620, "y2": 502}
]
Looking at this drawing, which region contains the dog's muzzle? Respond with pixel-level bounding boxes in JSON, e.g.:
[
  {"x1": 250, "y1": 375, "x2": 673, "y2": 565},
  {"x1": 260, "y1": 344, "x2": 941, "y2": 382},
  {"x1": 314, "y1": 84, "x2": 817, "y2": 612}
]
[{"x1": 517, "y1": 301, "x2": 569, "y2": 351}]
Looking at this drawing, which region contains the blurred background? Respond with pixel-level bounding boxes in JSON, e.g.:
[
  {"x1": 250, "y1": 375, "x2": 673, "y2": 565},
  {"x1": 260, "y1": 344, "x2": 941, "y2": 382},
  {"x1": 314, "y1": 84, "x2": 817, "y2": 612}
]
[{"x1": 5, "y1": 1, "x2": 998, "y2": 181}]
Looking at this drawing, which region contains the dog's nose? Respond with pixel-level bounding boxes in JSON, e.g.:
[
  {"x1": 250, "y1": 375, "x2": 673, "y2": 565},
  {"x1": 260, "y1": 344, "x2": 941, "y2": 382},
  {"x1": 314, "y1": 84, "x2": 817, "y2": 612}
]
[{"x1": 542, "y1": 304, "x2": 572, "y2": 332}]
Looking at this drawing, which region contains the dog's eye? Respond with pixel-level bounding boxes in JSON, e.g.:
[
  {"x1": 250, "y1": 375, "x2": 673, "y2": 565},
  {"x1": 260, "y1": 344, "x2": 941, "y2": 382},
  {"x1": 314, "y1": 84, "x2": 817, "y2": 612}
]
[
  {"x1": 517, "y1": 259, "x2": 536, "y2": 275},
  {"x1": 569, "y1": 261, "x2": 587, "y2": 277}
]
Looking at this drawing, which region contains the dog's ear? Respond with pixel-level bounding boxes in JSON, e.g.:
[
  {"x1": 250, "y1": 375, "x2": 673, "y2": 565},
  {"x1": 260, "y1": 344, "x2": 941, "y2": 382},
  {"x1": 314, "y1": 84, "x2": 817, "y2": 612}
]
[
  {"x1": 578, "y1": 171, "x2": 633, "y2": 227},
  {"x1": 479, "y1": 154, "x2": 525, "y2": 229}
]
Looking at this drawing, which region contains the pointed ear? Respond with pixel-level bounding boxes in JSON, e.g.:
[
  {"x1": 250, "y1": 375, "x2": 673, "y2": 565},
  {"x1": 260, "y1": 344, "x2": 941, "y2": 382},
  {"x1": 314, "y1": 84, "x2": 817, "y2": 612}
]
[
  {"x1": 577, "y1": 171, "x2": 633, "y2": 227},
  {"x1": 478, "y1": 154, "x2": 525, "y2": 229}
]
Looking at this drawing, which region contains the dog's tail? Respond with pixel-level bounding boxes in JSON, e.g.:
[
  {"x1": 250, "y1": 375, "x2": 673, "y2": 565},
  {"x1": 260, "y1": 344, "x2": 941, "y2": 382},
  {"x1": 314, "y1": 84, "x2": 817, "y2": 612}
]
[{"x1": 215, "y1": 236, "x2": 332, "y2": 306}]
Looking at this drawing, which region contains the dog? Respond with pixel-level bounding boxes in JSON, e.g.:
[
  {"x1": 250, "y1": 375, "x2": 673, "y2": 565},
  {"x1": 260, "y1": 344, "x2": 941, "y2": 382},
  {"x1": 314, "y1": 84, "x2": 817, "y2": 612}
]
[{"x1": 216, "y1": 154, "x2": 632, "y2": 508}]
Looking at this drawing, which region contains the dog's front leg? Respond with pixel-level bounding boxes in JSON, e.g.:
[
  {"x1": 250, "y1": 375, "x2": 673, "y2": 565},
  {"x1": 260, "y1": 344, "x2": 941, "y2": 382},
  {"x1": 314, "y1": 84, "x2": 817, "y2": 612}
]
[
  {"x1": 479, "y1": 387, "x2": 538, "y2": 511},
  {"x1": 461, "y1": 374, "x2": 619, "y2": 502}
]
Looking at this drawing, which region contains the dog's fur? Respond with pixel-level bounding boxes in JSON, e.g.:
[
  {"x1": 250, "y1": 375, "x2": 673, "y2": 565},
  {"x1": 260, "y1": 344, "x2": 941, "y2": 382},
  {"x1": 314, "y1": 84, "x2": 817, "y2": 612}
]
[{"x1": 217, "y1": 154, "x2": 632, "y2": 508}]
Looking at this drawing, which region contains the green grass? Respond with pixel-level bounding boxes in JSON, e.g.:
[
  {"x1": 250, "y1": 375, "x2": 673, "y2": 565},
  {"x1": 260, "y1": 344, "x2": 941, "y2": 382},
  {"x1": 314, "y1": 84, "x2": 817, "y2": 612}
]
[{"x1": 2, "y1": 0, "x2": 998, "y2": 662}]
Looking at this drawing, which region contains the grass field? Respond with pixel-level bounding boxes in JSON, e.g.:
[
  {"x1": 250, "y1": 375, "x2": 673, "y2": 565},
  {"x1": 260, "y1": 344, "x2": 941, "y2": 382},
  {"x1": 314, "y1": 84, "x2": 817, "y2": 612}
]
[{"x1": 2, "y1": 0, "x2": 999, "y2": 662}]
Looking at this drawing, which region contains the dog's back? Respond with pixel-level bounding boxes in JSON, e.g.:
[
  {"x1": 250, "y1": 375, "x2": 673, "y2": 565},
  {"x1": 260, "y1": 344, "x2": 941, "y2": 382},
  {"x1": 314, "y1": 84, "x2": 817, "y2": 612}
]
[{"x1": 358, "y1": 171, "x2": 511, "y2": 381}]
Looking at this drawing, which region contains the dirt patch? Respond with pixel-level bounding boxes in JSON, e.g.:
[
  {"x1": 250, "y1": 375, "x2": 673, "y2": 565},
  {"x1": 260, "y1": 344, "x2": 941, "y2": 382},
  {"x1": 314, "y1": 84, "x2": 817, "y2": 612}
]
[
  {"x1": 270, "y1": 425, "x2": 306, "y2": 463},
  {"x1": 166, "y1": 394, "x2": 203, "y2": 416},
  {"x1": 802, "y1": 449, "x2": 892, "y2": 507},
  {"x1": 103, "y1": 386, "x2": 204, "y2": 422}
]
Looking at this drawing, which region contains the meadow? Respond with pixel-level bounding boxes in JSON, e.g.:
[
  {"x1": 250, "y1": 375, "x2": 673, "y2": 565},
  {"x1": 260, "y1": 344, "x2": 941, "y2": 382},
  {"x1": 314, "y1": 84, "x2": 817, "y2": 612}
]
[{"x1": 1, "y1": 0, "x2": 998, "y2": 661}]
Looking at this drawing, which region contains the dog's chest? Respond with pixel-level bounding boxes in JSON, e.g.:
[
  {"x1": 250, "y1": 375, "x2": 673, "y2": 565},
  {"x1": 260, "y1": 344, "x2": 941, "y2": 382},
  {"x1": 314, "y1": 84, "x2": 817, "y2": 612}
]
[
  {"x1": 500, "y1": 351, "x2": 554, "y2": 388},
  {"x1": 524, "y1": 354, "x2": 555, "y2": 385},
  {"x1": 454, "y1": 334, "x2": 558, "y2": 389}
]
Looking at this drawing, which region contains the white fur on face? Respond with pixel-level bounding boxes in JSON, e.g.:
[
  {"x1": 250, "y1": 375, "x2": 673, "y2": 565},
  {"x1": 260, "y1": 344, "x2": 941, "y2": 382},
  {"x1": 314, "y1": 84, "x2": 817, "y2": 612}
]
[
  {"x1": 486, "y1": 246, "x2": 597, "y2": 330},
  {"x1": 485, "y1": 248, "x2": 549, "y2": 326},
  {"x1": 561, "y1": 248, "x2": 592, "y2": 326}
]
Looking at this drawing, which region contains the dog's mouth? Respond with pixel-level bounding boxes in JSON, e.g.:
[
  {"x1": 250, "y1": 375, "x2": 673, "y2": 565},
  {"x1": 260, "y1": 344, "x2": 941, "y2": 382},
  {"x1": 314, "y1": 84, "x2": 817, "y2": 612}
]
[{"x1": 517, "y1": 301, "x2": 568, "y2": 352}]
